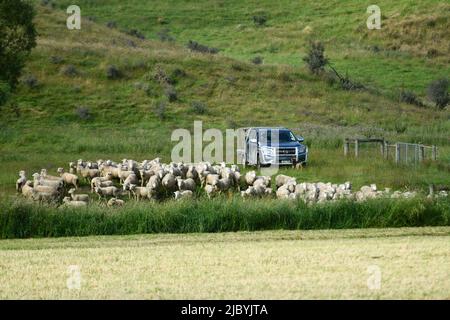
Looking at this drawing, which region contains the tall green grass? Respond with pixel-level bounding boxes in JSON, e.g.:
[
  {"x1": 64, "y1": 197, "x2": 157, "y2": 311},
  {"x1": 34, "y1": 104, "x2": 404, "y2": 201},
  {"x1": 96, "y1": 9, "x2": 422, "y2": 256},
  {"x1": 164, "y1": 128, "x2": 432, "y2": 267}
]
[{"x1": 0, "y1": 196, "x2": 448, "y2": 239}]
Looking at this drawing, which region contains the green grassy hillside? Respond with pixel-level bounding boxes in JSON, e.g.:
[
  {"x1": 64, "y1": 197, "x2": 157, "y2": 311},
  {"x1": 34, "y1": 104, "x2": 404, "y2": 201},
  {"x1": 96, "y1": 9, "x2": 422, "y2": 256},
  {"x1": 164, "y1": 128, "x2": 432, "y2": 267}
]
[
  {"x1": 54, "y1": 0, "x2": 450, "y2": 95},
  {"x1": 0, "y1": 2, "x2": 449, "y2": 196}
]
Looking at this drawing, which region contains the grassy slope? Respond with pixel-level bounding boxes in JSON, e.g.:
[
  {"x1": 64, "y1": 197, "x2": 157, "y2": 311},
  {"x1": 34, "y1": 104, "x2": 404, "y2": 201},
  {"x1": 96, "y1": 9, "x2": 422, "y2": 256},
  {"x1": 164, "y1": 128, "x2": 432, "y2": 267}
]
[
  {"x1": 0, "y1": 2, "x2": 449, "y2": 196},
  {"x1": 1, "y1": 227, "x2": 449, "y2": 299},
  {"x1": 54, "y1": 0, "x2": 450, "y2": 95}
]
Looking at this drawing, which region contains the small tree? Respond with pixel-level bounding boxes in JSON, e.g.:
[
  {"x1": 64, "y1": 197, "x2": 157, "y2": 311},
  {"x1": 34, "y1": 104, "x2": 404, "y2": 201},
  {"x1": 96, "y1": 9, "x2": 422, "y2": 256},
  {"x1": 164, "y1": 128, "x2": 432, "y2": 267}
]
[
  {"x1": 303, "y1": 41, "x2": 328, "y2": 75},
  {"x1": 427, "y1": 78, "x2": 449, "y2": 109},
  {"x1": 0, "y1": 0, "x2": 37, "y2": 105}
]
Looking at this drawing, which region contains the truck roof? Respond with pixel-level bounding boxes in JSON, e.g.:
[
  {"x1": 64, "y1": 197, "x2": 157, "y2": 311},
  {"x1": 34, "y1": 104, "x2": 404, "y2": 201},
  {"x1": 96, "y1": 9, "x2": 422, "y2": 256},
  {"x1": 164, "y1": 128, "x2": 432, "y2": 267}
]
[{"x1": 239, "y1": 127, "x2": 289, "y2": 131}]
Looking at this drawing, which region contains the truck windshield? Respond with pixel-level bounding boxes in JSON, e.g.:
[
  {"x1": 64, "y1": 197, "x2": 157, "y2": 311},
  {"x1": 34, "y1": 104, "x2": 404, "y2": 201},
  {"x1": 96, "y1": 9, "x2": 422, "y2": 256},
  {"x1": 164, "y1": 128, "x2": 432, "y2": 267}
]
[{"x1": 259, "y1": 130, "x2": 296, "y2": 143}]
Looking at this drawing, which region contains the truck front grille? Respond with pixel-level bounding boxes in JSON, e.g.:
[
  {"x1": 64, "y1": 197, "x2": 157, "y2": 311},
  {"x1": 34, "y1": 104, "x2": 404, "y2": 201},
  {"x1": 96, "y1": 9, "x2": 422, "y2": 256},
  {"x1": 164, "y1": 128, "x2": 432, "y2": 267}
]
[{"x1": 276, "y1": 148, "x2": 297, "y2": 156}]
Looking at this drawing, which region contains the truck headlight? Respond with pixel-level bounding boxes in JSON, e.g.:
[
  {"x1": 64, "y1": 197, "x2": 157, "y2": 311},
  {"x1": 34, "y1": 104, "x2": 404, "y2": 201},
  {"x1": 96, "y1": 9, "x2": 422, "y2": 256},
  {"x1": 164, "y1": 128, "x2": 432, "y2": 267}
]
[{"x1": 298, "y1": 145, "x2": 306, "y2": 153}]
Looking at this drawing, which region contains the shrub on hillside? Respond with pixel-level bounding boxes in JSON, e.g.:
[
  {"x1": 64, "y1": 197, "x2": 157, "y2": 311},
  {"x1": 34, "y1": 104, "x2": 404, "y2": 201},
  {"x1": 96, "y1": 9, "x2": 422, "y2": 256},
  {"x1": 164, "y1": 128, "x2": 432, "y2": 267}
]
[
  {"x1": 49, "y1": 55, "x2": 63, "y2": 64},
  {"x1": 60, "y1": 64, "x2": 78, "y2": 77},
  {"x1": 125, "y1": 29, "x2": 145, "y2": 40},
  {"x1": 427, "y1": 78, "x2": 449, "y2": 109},
  {"x1": 399, "y1": 90, "x2": 423, "y2": 107},
  {"x1": 187, "y1": 40, "x2": 219, "y2": 54},
  {"x1": 75, "y1": 106, "x2": 91, "y2": 120},
  {"x1": 157, "y1": 29, "x2": 175, "y2": 42},
  {"x1": 251, "y1": 56, "x2": 263, "y2": 65},
  {"x1": 253, "y1": 14, "x2": 267, "y2": 26},
  {"x1": 106, "y1": 21, "x2": 117, "y2": 29},
  {"x1": 22, "y1": 74, "x2": 38, "y2": 89},
  {"x1": 154, "y1": 100, "x2": 167, "y2": 120},
  {"x1": 106, "y1": 65, "x2": 122, "y2": 80},
  {"x1": 303, "y1": 41, "x2": 328, "y2": 75},
  {"x1": 0, "y1": 81, "x2": 11, "y2": 107},
  {"x1": 191, "y1": 101, "x2": 208, "y2": 114},
  {"x1": 164, "y1": 85, "x2": 177, "y2": 102}
]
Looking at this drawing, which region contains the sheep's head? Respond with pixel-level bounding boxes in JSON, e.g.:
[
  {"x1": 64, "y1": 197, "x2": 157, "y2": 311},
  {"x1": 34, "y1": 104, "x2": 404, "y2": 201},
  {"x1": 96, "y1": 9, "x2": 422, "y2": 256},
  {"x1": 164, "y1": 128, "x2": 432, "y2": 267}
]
[
  {"x1": 40, "y1": 169, "x2": 47, "y2": 176},
  {"x1": 63, "y1": 197, "x2": 71, "y2": 203},
  {"x1": 174, "y1": 191, "x2": 181, "y2": 199},
  {"x1": 57, "y1": 167, "x2": 64, "y2": 174},
  {"x1": 32, "y1": 173, "x2": 40, "y2": 179},
  {"x1": 19, "y1": 170, "x2": 26, "y2": 176},
  {"x1": 68, "y1": 188, "x2": 75, "y2": 194}
]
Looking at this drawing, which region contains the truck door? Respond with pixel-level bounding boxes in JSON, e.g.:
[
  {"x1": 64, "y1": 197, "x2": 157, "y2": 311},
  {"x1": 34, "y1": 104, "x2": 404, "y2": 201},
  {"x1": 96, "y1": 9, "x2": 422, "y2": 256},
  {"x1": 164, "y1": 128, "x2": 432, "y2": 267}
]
[{"x1": 248, "y1": 129, "x2": 258, "y2": 165}]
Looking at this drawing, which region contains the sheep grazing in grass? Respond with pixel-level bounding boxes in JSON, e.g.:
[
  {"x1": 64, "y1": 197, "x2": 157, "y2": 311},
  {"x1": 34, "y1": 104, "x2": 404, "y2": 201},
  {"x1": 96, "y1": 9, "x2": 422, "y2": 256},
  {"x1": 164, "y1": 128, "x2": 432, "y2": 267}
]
[
  {"x1": 32, "y1": 191, "x2": 58, "y2": 203},
  {"x1": 276, "y1": 184, "x2": 291, "y2": 199},
  {"x1": 68, "y1": 188, "x2": 89, "y2": 202},
  {"x1": 186, "y1": 166, "x2": 199, "y2": 182},
  {"x1": 275, "y1": 174, "x2": 296, "y2": 188},
  {"x1": 205, "y1": 174, "x2": 220, "y2": 187},
  {"x1": 32, "y1": 173, "x2": 62, "y2": 194},
  {"x1": 139, "y1": 169, "x2": 154, "y2": 187},
  {"x1": 212, "y1": 177, "x2": 233, "y2": 194},
  {"x1": 16, "y1": 171, "x2": 27, "y2": 192},
  {"x1": 107, "y1": 197, "x2": 125, "y2": 207},
  {"x1": 62, "y1": 196, "x2": 87, "y2": 207},
  {"x1": 204, "y1": 184, "x2": 218, "y2": 198},
  {"x1": 79, "y1": 167, "x2": 100, "y2": 182},
  {"x1": 162, "y1": 173, "x2": 177, "y2": 191},
  {"x1": 174, "y1": 190, "x2": 193, "y2": 200},
  {"x1": 90, "y1": 173, "x2": 114, "y2": 191},
  {"x1": 94, "y1": 186, "x2": 121, "y2": 199},
  {"x1": 177, "y1": 178, "x2": 196, "y2": 192},
  {"x1": 129, "y1": 185, "x2": 150, "y2": 201},
  {"x1": 146, "y1": 174, "x2": 162, "y2": 191},
  {"x1": 21, "y1": 181, "x2": 34, "y2": 199},
  {"x1": 245, "y1": 170, "x2": 257, "y2": 186},
  {"x1": 117, "y1": 165, "x2": 134, "y2": 184},
  {"x1": 57, "y1": 168, "x2": 79, "y2": 189},
  {"x1": 69, "y1": 162, "x2": 77, "y2": 174},
  {"x1": 123, "y1": 173, "x2": 139, "y2": 191}
]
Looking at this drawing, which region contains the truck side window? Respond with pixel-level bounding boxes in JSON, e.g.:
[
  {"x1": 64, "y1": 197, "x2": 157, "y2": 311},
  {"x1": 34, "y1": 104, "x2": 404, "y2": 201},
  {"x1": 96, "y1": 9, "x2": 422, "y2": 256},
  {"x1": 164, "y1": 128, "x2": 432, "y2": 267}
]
[{"x1": 249, "y1": 129, "x2": 256, "y2": 141}]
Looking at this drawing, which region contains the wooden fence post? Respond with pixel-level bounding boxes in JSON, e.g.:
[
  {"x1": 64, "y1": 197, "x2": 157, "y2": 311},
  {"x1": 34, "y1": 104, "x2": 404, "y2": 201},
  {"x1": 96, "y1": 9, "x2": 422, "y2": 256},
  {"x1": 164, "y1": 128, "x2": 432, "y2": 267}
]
[
  {"x1": 355, "y1": 139, "x2": 359, "y2": 157},
  {"x1": 432, "y1": 145, "x2": 437, "y2": 161},
  {"x1": 419, "y1": 146, "x2": 425, "y2": 162},
  {"x1": 395, "y1": 143, "x2": 400, "y2": 164},
  {"x1": 344, "y1": 139, "x2": 349, "y2": 156}
]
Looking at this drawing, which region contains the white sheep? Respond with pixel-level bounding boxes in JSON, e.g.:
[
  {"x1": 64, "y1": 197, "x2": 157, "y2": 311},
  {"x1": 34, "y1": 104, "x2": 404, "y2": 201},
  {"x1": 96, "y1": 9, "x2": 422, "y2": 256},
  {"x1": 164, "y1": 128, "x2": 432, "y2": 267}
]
[
  {"x1": 16, "y1": 171, "x2": 27, "y2": 192},
  {"x1": 174, "y1": 190, "x2": 193, "y2": 200},
  {"x1": 57, "y1": 168, "x2": 79, "y2": 189},
  {"x1": 245, "y1": 171, "x2": 257, "y2": 186},
  {"x1": 94, "y1": 186, "x2": 121, "y2": 199},
  {"x1": 129, "y1": 185, "x2": 150, "y2": 201},
  {"x1": 21, "y1": 181, "x2": 34, "y2": 199},
  {"x1": 62, "y1": 196, "x2": 87, "y2": 207},
  {"x1": 107, "y1": 198, "x2": 125, "y2": 207},
  {"x1": 275, "y1": 175, "x2": 296, "y2": 188},
  {"x1": 162, "y1": 173, "x2": 177, "y2": 191},
  {"x1": 177, "y1": 178, "x2": 196, "y2": 192},
  {"x1": 204, "y1": 184, "x2": 218, "y2": 198},
  {"x1": 212, "y1": 177, "x2": 232, "y2": 193},
  {"x1": 68, "y1": 188, "x2": 89, "y2": 202}
]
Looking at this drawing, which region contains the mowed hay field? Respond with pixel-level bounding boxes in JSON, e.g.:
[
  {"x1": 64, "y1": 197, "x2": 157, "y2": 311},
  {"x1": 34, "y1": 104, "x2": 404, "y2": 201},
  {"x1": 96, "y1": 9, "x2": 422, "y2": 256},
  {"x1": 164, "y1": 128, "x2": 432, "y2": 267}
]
[{"x1": 0, "y1": 227, "x2": 449, "y2": 299}]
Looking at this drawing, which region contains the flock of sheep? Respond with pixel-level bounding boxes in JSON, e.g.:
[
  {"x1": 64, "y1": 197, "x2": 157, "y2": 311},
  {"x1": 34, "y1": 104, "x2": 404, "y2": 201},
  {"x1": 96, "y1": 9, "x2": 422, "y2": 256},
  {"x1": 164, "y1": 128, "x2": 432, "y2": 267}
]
[{"x1": 15, "y1": 158, "x2": 448, "y2": 208}]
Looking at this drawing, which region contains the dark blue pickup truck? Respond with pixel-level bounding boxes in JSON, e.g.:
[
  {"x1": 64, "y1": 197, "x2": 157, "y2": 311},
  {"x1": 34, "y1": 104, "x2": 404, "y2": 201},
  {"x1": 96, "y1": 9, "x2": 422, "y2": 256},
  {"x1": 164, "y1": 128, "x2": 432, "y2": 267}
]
[{"x1": 237, "y1": 127, "x2": 308, "y2": 168}]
